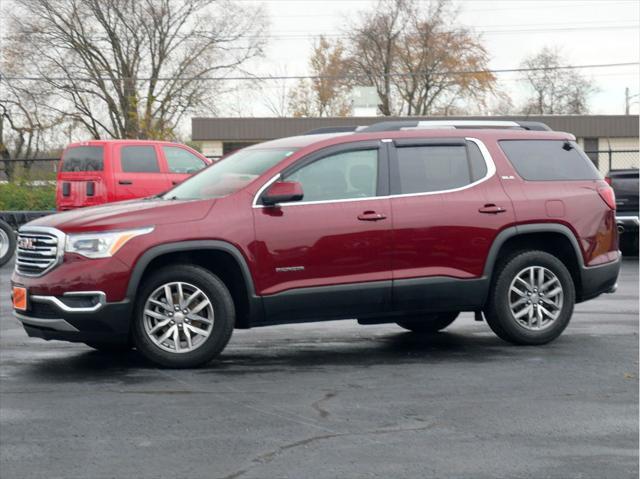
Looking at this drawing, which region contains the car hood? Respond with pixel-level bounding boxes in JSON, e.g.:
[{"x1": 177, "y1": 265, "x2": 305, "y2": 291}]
[{"x1": 27, "y1": 198, "x2": 215, "y2": 233}]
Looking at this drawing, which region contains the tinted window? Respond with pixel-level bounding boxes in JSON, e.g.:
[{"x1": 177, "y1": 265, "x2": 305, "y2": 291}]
[
  {"x1": 121, "y1": 146, "x2": 160, "y2": 173},
  {"x1": 164, "y1": 148, "x2": 296, "y2": 200},
  {"x1": 468, "y1": 142, "x2": 488, "y2": 181},
  {"x1": 500, "y1": 140, "x2": 601, "y2": 181},
  {"x1": 396, "y1": 145, "x2": 473, "y2": 194},
  {"x1": 61, "y1": 146, "x2": 104, "y2": 172},
  {"x1": 164, "y1": 146, "x2": 206, "y2": 174},
  {"x1": 286, "y1": 149, "x2": 378, "y2": 202}
]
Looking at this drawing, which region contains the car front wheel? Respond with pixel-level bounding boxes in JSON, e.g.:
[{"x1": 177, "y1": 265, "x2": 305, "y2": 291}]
[
  {"x1": 485, "y1": 250, "x2": 575, "y2": 345},
  {"x1": 132, "y1": 265, "x2": 235, "y2": 368}
]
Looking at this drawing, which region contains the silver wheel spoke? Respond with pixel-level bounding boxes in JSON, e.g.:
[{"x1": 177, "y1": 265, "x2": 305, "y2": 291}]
[
  {"x1": 183, "y1": 325, "x2": 192, "y2": 349},
  {"x1": 148, "y1": 318, "x2": 172, "y2": 335},
  {"x1": 509, "y1": 265, "x2": 563, "y2": 331},
  {"x1": 157, "y1": 325, "x2": 176, "y2": 344},
  {"x1": 142, "y1": 281, "x2": 215, "y2": 354},
  {"x1": 185, "y1": 323, "x2": 209, "y2": 338},
  {"x1": 188, "y1": 313, "x2": 213, "y2": 325},
  {"x1": 164, "y1": 285, "x2": 174, "y2": 308},
  {"x1": 144, "y1": 309, "x2": 169, "y2": 321}
]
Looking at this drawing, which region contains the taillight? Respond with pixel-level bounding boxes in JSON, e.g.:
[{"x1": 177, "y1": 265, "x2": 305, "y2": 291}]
[
  {"x1": 598, "y1": 185, "x2": 616, "y2": 210},
  {"x1": 604, "y1": 176, "x2": 612, "y2": 185}
]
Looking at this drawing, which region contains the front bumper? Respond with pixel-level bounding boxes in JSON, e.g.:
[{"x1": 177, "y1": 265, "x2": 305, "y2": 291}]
[
  {"x1": 617, "y1": 214, "x2": 639, "y2": 232},
  {"x1": 12, "y1": 291, "x2": 133, "y2": 344},
  {"x1": 578, "y1": 251, "x2": 622, "y2": 302}
]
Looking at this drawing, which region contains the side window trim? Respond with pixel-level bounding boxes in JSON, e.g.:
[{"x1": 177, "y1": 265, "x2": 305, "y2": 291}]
[
  {"x1": 389, "y1": 137, "x2": 495, "y2": 197},
  {"x1": 254, "y1": 140, "x2": 389, "y2": 207}
]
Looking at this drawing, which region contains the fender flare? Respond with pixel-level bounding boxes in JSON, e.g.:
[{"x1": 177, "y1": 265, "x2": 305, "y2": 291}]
[
  {"x1": 125, "y1": 241, "x2": 261, "y2": 322},
  {"x1": 482, "y1": 223, "x2": 585, "y2": 278}
]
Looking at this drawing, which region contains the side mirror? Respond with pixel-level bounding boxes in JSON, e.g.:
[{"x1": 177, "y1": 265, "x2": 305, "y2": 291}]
[{"x1": 262, "y1": 181, "x2": 304, "y2": 206}]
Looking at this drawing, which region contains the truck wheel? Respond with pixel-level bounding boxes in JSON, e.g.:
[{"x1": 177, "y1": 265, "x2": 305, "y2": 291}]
[
  {"x1": 132, "y1": 265, "x2": 235, "y2": 368},
  {"x1": 0, "y1": 220, "x2": 16, "y2": 267},
  {"x1": 485, "y1": 251, "x2": 575, "y2": 345},
  {"x1": 396, "y1": 312, "x2": 459, "y2": 333}
]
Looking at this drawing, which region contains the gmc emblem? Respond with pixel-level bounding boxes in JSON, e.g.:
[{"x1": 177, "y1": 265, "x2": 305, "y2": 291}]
[{"x1": 18, "y1": 237, "x2": 36, "y2": 250}]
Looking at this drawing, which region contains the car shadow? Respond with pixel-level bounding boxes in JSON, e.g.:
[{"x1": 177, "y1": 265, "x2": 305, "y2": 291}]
[{"x1": 12, "y1": 329, "x2": 563, "y2": 384}]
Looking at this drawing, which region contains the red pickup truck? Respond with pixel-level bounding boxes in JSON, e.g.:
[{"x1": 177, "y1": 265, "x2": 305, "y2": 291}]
[{"x1": 56, "y1": 140, "x2": 211, "y2": 210}]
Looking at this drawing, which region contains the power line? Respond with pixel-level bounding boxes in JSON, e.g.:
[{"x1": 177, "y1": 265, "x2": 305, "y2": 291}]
[{"x1": 1, "y1": 62, "x2": 637, "y2": 83}]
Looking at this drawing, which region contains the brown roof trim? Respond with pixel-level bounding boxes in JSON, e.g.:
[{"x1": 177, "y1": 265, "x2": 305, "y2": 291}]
[{"x1": 192, "y1": 115, "x2": 639, "y2": 141}]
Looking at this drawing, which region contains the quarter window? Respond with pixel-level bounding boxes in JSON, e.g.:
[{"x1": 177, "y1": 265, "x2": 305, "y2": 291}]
[
  {"x1": 499, "y1": 140, "x2": 601, "y2": 181},
  {"x1": 395, "y1": 144, "x2": 484, "y2": 194},
  {"x1": 120, "y1": 146, "x2": 160, "y2": 173},
  {"x1": 163, "y1": 146, "x2": 206, "y2": 174},
  {"x1": 286, "y1": 149, "x2": 378, "y2": 202}
]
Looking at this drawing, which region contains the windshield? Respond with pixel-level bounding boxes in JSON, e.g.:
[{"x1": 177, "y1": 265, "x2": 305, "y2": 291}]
[{"x1": 163, "y1": 148, "x2": 296, "y2": 200}]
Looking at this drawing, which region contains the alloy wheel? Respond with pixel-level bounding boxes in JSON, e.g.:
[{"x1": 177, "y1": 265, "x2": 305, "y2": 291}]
[
  {"x1": 508, "y1": 266, "x2": 563, "y2": 331},
  {"x1": 142, "y1": 281, "x2": 215, "y2": 353}
]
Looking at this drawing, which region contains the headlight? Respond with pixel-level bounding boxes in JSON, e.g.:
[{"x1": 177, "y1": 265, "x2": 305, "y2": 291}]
[{"x1": 65, "y1": 227, "x2": 154, "y2": 259}]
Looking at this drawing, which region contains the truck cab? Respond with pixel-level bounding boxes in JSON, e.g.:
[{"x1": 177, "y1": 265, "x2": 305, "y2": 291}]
[{"x1": 56, "y1": 140, "x2": 210, "y2": 211}]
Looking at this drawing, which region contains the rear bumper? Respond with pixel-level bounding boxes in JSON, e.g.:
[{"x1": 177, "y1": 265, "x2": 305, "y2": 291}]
[
  {"x1": 578, "y1": 251, "x2": 622, "y2": 302},
  {"x1": 13, "y1": 297, "x2": 133, "y2": 344}
]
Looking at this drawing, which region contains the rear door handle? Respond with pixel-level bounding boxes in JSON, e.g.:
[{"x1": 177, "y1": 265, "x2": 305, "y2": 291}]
[
  {"x1": 479, "y1": 204, "x2": 506, "y2": 214},
  {"x1": 118, "y1": 180, "x2": 133, "y2": 185},
  {"x1": 357, "y1": 211, "x2": 387, "y2": 221}
]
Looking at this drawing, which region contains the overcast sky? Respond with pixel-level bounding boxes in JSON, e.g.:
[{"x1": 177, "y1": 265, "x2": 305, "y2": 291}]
[{"x1": 230, "y1": 0, "x2": 640, "y2": 116}]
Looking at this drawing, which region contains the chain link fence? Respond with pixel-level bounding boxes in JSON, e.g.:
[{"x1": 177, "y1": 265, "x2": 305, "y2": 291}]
[
  {"x1": 0, "y1": 158, "x2": 59, "y2": 183},
  {"x1": 584, "y1": 149, "x2": 640, "y2": 174}
]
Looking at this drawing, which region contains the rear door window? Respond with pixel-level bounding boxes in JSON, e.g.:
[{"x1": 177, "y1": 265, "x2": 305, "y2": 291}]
[
  {"x1": 61, "y1": 146, "x2": 104, "y2": 172},
  {"x1": 393, "y1": 143, "x2": 484, "y2": 194},
  {"x1": 499, "y1": 140, "x2": 601, "y2": 181},
  {"x1": 120, "y1": 146, "x2": 160, "y2": 173},
  {"x1": 163, "y1": 146, "x2": 207, "y2": 174}
]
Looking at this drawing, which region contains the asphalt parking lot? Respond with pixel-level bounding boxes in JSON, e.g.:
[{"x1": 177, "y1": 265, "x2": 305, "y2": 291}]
[{"x1": 1, "y1": 258, "x2": 638, "y2": 479}]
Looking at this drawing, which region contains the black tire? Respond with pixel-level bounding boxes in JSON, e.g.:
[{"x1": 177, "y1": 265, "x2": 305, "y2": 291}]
[
  {"x1": 485, "y1": 250, "x2": 575, "y2": 345},
  {"x1": 84, "y1": 342, "x2": 132, "y2": 353},
  {"x1": 132, "y1": 265, "x2": 235, "y2": 368},
  {"x1": 396, "y1": 312, "x2": 459, "y2": 333},
  {"x1": 0, "y1": 220, "x2": 16, "y2": 268}
]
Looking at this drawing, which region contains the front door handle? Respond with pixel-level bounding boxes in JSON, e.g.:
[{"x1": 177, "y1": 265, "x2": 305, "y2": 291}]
[
  {"x1": 118, "y1": 180, "x2": 133, "y2": 185},
  {"x1": 479, "y1": 204, "x2": 506, "y2": 214},
  {"x1": 358, "y1": 211, "x2": 387, "y2": 221}
]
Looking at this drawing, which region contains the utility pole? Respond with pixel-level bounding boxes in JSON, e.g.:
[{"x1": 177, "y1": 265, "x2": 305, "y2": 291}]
[
  {"x1": 625, "y1": 87, "x2": 630, "y2": 115},
  {"x1": 625, "y1": 87, "x2": 639, "y2": 115}
]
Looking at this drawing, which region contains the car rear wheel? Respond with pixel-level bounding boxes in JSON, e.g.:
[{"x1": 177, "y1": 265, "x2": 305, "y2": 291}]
[
  {"x1": 396, "y1": 312, "x2": 459, "y2": 333},
  {"x1": 132, "y1": 265, "x2": 235, "y2": 368},
  {"x1": 0, "y1": 220, "x2": 16, "y2": 267},
  {"x1": 485, "y1": 250, "x2": 575, "y2": 345}
]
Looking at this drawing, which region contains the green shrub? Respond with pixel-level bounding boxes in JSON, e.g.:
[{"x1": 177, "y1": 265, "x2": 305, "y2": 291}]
[{"x1": 0, "y1": 182, "x2": 56, "y2": 211}]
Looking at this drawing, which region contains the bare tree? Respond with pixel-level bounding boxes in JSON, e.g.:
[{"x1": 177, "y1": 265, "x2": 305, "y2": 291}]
[
  {"x1": 3, "y1": 0, "x2": 267, "y2": 140},
  {"x1": 520, "y1": 47, "x2": 597, "y2": 115},
  {"x1": 346, "y1": 0, "x2": 410, "y2": 116},
  {"x1": 289, "y1": 37, "x2": 352, "y2": 117},
  {"x1": 345, "y1": 0, "x2": 495, "y2": 116},
  {"x1": 393, "y1": 2, "x2": 495, "y2": 115}
]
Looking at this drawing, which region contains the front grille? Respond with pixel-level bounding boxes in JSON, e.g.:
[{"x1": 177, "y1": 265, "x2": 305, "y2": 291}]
[{"x1": 16, "y1": 230, "x2": 61, "y2": 276}]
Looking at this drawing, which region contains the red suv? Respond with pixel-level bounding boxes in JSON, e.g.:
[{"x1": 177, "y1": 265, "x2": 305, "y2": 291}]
[
  {"x1": 56, "y1": 140, "x2": 210, "y2": 210},
  {"x1": 12, "y1": 120, "x2": 621, "y2": 368}
]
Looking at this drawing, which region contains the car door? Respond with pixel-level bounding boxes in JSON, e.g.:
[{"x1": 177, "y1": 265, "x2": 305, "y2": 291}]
[
  {"x1": 252, "y1": 141, "x2": 393, "y2": 323},
  {"x1": 114, "y1": 144, "x2": 171, "y2": 200},
  {"x1": 388, "y1": 137, "x2": 516, "y2": 311},
  {"x1": 162, "y1": 145, "x2": 209, "y2": 188}
]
